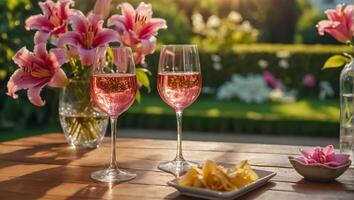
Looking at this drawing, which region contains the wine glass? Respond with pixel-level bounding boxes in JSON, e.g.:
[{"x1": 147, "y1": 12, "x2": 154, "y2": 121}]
[
  {"x1": 157, "y1": 44, "x2": 202, "y2": 175},
  {"x1": 90, "y1": 46, "x2": 137, "y2": 183}
]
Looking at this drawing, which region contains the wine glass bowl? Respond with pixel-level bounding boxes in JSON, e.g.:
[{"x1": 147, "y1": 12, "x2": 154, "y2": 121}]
[
  {"x1": 157, "y1": 44, "x2": 202, "y2": 175},
  {"x1": 90, "y1": 46, "x2": 137, "y2": 183}
]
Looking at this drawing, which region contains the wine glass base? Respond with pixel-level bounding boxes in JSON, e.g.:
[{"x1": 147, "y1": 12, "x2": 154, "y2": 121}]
[
  {"x1": 90, "y1": 168, "x2": 136, "y2": 183},
  {"x1": 158, "y1": 160, "x2": 199, "y2": 176}
]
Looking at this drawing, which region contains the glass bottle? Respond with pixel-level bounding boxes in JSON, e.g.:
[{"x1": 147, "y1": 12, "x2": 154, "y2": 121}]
[{"x1": 339, "y1": 60, "x2": 354, "y2": 165}]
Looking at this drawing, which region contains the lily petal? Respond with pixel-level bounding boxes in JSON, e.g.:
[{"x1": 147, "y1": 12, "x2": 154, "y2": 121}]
[
  {"x1": 59, "y1": 0, "x2": 74, "y2": 20},
  {"x1": 12, "y1": 47, "x2": 33, "y2": 68},
  {"x1": 7, "y1": 70, "x2": 47, "y2": 99},
  {"x1": 107, "y1": 15, "x2": 127, "y2": 33},
  {"x1": 38, "y1": 0, "x2": 56, "y2": 16},
  {"x1": 7, "y1": 70, "x2": 27, "y2": 99},
  {"x1": 34, "y1": 31, "x2": 50, "y2": 44},
  {"x1": 48, "y1": 68, "x2": 68, "y2": 87},
  {"x1": 34, "y1": 43, "x2": 48, "y2": 61},
  {"x1": 70, "y1": 12, "x2": 88, "y2": 33},
  {"x1": 27, "y1": 84, "x2": 46, "y2": 106},
  {"x1": 141, "y1": 37, "x2": 156, "y2": 55},
  {"x1": 50, "y1": 48, "x2": 67, "y2": 65},
  {"x1": 332, "y1": 154, "x2": 350, "y2": 165},
  {"x1": 323, "y1": 145, "x2": 335, "y2": 156},
  {"x1": 51, "y1": 23, "x2": 68, "y2": 36},
  {"x1": 139, "y1": 18, "x2": 167, "y2": 39},
  {"x1": 133, "y1": 52, "x2": 145, "y2": 65},
  {"x1": 88, "y1": 13, "x2": 104, "y2": 32},
  {"x1": 136, "y1": 2, "x2": 153, "y2": 20},
  {"x1": 57, "y1": 32, "x2": 83, "y2": 48},
  {"x1": 78, "y1": 47, "x2": 96, "y2": 66},
  {"x1": 93, "y1": 28, "x2": 118, "y2": 47},
  {"x1": 299, "y1": 148, "x2": 313, "y2": 159},
  {"x1": 25, "y1": 15, "x2": 54, "y2": 32},
  {"x1": 119, "y1": 3, "x2": 135, "y2": 30}
]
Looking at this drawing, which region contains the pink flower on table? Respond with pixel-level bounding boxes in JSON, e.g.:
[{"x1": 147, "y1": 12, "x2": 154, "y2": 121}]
[
  {"x1": 108, "y1": 2, "x2": 167, "y2": 64},
  {"x1": 303, "y1": 73, "x2": 316, "y2": 88},
  {"x1": 25, "y1": 0, "x2": 75, "y2": 44},
  {"x1": 296, "y1": 145, "x2": 349, "y2": 167},
  {"x1": 316, "y1": 4, "x2": 354, "y2": 43},
  {"x1": 7, "y1": 43, "x2": 68, "y2": 106},
  {"x1": 57, "y1": 12, "x2": 118, "y2": 66}
]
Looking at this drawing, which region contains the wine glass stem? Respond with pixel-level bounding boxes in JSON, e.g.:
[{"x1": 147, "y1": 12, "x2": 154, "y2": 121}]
[
  {"x1": 175, "y1": 110, "x2": 184, "y2": 161},
  {"x1": 109, "y1": 117, "x2": 118, "y2": 170}
]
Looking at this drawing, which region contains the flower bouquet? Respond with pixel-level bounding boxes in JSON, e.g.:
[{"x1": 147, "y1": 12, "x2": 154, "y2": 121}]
[{"x1": 6, "y1": 0, "x2": 167, "y2": 147}]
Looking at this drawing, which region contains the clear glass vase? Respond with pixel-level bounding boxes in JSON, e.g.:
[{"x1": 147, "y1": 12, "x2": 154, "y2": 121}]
[
  {"x1": 59, "y1": 80, "x2": 109, "y2": 148},
  {"x1": 339, "y1": 60, "x2": 354, "y2": 165}
]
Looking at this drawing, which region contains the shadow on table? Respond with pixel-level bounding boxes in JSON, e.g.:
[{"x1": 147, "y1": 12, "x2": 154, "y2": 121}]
[
  {"x1": 0, "y1": 142, "x2": 93, "y2": 199},
  {"x1": 292, "y1": 179, "x2": 350, "y2": 193},
  {"x1": 64, "y1": 154, "x2": 164, "y2": 199},
  {"x1": 164, "y1": 182, "x2": 277, "y2": 200}
]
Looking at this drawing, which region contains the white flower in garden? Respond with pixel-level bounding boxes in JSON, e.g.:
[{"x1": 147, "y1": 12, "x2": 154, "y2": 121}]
[
  {"x1": 278, "y1": 59, "x2": 289, "y2": 69},
  {"x1": 217, "y1": 74, "x2": 270, "y2": 103},
  {"x1": 202, "y1": 86, "x2": 215, "y2": 95},
  {"x1": 228, "y1": 11, "x2": 242, "y2": 23},
  {"x1": 269, "y1": 89, "x2": 297, "y2": 102},
  {"x1": 213, "y1": 63, "x2": 223, "y2": 70},
  {"x1": 211, "y1": 54, "x2": 221, "y2": 62},
  {"x1": 206, "y1": 15, "x2": 221, "y2": 28},
  {"x1": 211, "y1": 54, "x2": 222, "y2": 70},
  {"x1": 240, "y1": 21, "x2": 252, "y2": 32},
  {"x1": 276, "y1": 50, "x2": 290, "y2": 59},
  {"x1": 192, "y1": 13, "x2": 205, "y2": 33},
  {"x1": 319, "y1": 81, "x2": 334, "y2": 100},
  {"x1": 258, "y1": 59, "x2": 268, "y2": 69}
]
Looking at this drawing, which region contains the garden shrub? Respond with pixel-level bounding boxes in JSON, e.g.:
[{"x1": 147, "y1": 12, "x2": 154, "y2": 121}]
[{"x1": 145, "y1": 44, "x2": 352, "y2": 98}]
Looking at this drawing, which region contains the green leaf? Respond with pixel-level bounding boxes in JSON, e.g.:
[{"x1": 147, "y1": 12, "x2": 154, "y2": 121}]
[
  {"x1": 135, "y1": 89, "x2": 141, "y2": 103},
  {"x1": 136, "y1": 67, "x2": 151, "y2": 92},
  {"x1": 322, "y1": 55, "x2": 351, "y2": 70}
]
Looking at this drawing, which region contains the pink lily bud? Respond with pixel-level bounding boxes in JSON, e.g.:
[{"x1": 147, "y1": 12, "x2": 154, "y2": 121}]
[{"x1": 93, "y1": 0, "x2": 112, "y2": 20}]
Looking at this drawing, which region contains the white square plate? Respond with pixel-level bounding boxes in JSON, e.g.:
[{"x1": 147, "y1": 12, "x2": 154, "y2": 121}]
[{"x1": 167, "y1": 169, "x2": 276, "y2": 200}]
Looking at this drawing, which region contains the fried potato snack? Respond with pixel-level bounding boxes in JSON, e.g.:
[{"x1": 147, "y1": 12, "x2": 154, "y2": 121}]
[{"x1": 178, "y1": 160, "x2": 259, "y2": 192}]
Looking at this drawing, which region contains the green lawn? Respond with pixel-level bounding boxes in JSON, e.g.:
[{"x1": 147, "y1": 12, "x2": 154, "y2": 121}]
[
  {"x1": 119, "y1": 96, "x2": 339, "y2": 136},
  {"x1": 130, "y1": 96, "x2": 339, "y2": 122},
  {"x1": 0, "y1": 96, "x2": 340, "y2": 141}
]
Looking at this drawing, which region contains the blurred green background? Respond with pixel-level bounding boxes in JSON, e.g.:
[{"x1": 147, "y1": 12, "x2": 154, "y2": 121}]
[{"x1": 0, "y1": 0, "x2": 353, "y2": 139}]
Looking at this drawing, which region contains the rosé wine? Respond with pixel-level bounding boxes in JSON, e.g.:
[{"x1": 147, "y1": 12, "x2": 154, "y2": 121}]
[
  {"x1": 157, "y1": 72, "x2": 201, "y2": 111},
  {"x1": 90, "y1": 73, "x2": 137, "y2": 117}
]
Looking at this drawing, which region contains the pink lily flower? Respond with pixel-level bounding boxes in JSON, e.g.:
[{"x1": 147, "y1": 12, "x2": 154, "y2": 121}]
[
  {"x1": 296, "y1": 145, "x2": 349, "y2": 167},
  {"x1": 25, "y1": 0, "x2": 75, "y2": 44},
  {"x1": 7, "y1": 43, "x2": 68, "y2": 106},
  {"x1": 57, "y1": 12, "x2": 118, "y2": 66},
  {"x1": 317, "y1": 4, "x2": 354, "y2": 43},
  {"x1": 108, "y1": 2, "x2": 167, "y2": 64}
]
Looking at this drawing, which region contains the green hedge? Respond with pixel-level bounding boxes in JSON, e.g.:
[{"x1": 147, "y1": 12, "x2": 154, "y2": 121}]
[{"x1": 146, "y1": 44, "x2": 352, "y2": 97}]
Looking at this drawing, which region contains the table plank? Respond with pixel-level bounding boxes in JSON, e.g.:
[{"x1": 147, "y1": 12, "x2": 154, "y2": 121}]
[
  {"x1": 2, "y1": 133, "x2": 308, "y2": 154},
  {"x1": 0, "y1": 133, "x2": 352, "y2": 200}
]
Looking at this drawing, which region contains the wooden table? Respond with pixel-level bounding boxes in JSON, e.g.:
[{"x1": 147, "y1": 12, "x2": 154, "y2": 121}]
[{"x1": 0, "y1": 133, "x2": 353, "y2": 200}]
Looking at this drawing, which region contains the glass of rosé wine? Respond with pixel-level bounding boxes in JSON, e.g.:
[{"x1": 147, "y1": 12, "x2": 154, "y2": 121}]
[
  {"x1": 90, "y1": 46, "x2": 137, "y2": 183},
  {"x1": 157, "y1": 44, "x2": 202, "y2": 175}
]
